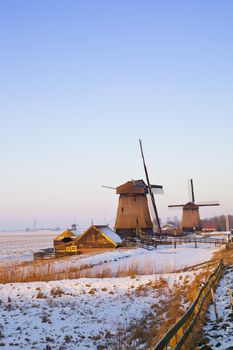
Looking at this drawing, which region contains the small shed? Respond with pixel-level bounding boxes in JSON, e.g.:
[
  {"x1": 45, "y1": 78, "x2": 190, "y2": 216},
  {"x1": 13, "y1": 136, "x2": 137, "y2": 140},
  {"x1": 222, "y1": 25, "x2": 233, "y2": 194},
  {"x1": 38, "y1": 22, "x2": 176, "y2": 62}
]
[{"x1": 54, "y1": 228, "x2": 80, "y2": 247}]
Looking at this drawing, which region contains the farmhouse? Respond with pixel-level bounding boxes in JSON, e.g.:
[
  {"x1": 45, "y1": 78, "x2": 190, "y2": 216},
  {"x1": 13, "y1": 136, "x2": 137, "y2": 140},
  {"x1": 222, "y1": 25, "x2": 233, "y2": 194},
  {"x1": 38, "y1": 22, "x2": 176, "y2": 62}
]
[{"x1": 54, "y1": 225, "x2": 122, "y2": 254}]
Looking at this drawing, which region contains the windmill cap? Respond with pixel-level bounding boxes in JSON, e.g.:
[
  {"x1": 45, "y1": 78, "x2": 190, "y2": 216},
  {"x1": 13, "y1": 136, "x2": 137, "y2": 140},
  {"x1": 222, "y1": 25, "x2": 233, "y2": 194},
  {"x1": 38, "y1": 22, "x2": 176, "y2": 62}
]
[
  {"x1": 183, "y1": 202, "x2": 199, "y2": 210},
  {"x1": 116, "y1": 179, "x2": 147, "y2": 194}
]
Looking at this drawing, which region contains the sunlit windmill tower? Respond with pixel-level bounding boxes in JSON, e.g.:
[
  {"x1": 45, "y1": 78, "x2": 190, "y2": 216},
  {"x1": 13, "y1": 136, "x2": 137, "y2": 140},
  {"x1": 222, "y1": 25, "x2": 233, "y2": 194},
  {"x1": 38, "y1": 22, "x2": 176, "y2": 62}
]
[
  {"x1": 168, "y1": 179, "x2": 219, "y2": 232},
  {"x1": 102, "y1": 140, "x2": 163, "y2": 238}
]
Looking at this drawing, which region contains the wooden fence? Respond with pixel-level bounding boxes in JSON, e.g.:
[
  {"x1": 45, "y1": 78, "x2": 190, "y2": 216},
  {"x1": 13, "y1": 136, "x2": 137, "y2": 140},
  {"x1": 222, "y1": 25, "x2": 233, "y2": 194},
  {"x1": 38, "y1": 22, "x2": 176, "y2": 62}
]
[
  {"x1": 156, "y1": 236, "x2": 227, "y2": 246},
  {"x1": 153, "y1": 259, "x2": 224, "y2": 350},
  {"x1": 175, "y1": 258, "x2": 220, "y2": 273},
  {"x1": 33, "y1": 248, "x2": 55, "y2": 260},
  {"x1": 124, "y1": 236, "x2": 226, "y2": 252}
]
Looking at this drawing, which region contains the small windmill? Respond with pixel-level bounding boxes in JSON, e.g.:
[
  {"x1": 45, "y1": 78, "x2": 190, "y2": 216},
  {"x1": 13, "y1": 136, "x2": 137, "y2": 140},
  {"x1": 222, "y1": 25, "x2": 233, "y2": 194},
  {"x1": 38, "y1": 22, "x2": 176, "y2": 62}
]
[
  {"x1": 102, "y1": 140, "x2": 163, "y2": 238},
  {"x1": 168, "y1": 179, "x2": 219, "y2": 232}
]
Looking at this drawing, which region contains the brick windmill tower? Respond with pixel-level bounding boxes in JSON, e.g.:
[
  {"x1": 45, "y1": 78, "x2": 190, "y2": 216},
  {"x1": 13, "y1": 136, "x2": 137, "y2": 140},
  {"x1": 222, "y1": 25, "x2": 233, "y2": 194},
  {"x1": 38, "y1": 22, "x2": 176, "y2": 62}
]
[
  {"x1": 102, "y1": 140, "x2": 163, "y2": 238},
  {"x1": 168, "y1": 179, "x2": 219, "y2": 232}
]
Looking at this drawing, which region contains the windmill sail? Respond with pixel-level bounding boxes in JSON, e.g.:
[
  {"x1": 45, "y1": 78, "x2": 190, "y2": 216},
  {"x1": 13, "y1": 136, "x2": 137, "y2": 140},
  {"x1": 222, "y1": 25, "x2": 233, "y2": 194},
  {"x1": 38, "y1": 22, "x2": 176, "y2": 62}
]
[
  {"x1": 139, "y1": 139, "x2": 162, "y2": 235},
  {"x1": 197, "y1": 203, "x2": 220, "y2": 207},
  {"x1": 102, "y1": 185, "x2": 116, "y2": 190},
  {"x1": 190, "y1": 179, "x2": 195, "y2": 202},
  {"x1": 151, "y1": 185, "x2": 164, "y2": 194}
]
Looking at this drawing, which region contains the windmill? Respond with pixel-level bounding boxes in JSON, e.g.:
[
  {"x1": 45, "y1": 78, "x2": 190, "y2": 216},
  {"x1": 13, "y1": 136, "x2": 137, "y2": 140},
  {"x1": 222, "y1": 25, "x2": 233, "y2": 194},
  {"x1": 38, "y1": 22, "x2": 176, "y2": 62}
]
[
  {"x1": 102, "y1": 140, "x2": 163, "y2": 238},
  {"x1": 168, "y1": 179, "x2": 219, "y2": 232}
]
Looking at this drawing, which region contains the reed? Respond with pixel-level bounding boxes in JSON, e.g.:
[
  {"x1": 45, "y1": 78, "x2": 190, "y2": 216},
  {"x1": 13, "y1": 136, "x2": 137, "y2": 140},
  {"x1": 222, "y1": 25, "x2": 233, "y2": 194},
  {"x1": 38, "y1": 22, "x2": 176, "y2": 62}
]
[{"x1": 0, "y1": 255, "x2": 177, "y2": 284}]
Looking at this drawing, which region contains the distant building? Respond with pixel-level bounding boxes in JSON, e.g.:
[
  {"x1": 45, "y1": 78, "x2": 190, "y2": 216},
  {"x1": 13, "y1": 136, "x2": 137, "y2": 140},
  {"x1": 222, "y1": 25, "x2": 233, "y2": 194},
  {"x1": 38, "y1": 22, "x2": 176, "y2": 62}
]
[
  {"x1": 201, "y1": 223, "x2": 217, "y2": 233},
  {"x1": 161, "y1": 224, "x2": 176, "y2": 235}
]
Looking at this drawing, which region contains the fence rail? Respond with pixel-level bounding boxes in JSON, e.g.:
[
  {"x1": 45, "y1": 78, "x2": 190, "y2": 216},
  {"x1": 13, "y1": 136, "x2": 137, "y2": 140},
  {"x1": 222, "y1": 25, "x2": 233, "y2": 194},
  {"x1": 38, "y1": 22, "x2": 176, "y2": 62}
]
[
  {"x1": 154, "y1": 259, "x2": 224, "y2": 350},
  {"x1": 33, "y1": 248, "x2": 55, "y2": 260},
  {"x1": 175, "y1": 258, "x2": 220, "y2": 273},
  {"x1": 156, "y1": 237, "x2": 227, "y2": 245}
]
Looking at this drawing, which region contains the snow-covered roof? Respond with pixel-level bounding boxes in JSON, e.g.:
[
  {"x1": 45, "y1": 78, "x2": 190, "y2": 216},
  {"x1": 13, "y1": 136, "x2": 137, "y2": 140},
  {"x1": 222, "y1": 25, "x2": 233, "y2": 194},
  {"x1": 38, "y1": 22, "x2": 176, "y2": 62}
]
[{"x1": 95, "y1": 225, "x2": 122, "y2": 244}]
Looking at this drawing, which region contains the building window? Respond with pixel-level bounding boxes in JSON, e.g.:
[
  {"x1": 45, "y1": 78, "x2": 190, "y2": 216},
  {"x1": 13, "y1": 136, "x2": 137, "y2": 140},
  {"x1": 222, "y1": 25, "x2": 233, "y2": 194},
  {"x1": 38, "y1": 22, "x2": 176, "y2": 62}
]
[{"x1": 121, "y1": 207, "x2": 124, "y2": 213}]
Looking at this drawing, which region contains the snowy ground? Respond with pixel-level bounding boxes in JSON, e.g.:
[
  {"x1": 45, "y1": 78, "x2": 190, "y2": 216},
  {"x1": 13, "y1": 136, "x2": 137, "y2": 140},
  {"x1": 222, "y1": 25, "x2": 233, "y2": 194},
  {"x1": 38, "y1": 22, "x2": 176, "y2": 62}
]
[
  {"x1": 201, "y1": 265, "x2": 233, "y2": 349},
  {"x1": 0, "y1": 272, "x2": 194, "y2": 350},
  {"x1": 0, "y1": 230, "x2": 57, "y2": 262},
  {"x1": 0, "y1": 232, "x2": 224, "y2": 349},
  {"x1": 54, "y1": 243, "x2": 219, "y2": 275}
]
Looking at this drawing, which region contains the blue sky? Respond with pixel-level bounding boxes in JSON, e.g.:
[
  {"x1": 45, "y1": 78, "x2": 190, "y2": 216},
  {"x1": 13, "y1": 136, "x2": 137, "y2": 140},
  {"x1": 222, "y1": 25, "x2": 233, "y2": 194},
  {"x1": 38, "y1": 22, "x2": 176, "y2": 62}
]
[{"x1": 0, "y1": 0, "x2": 233, "y2": 229}]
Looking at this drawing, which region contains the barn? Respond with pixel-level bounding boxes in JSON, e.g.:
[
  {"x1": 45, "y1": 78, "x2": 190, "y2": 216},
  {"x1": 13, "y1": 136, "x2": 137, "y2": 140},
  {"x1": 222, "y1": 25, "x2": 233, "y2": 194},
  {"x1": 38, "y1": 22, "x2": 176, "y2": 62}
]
[{"x1": 54, "y1": 225, "x2": 122, "y2": 254}]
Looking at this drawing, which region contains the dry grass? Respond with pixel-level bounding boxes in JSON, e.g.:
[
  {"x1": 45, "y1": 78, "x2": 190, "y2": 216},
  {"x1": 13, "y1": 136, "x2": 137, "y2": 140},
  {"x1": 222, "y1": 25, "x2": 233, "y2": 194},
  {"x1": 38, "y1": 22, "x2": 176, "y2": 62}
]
[
  {"x1": 212, "y1": 244, "x2": 233, "y2": 265},
  {"x1": 0, "y1": 256, "x2": 179, "y2": 284},
  {"x1": 3, "y1": 241, "x2": 225, "y2": 284},
  {"x1": 0, "y1": 259, "x2": 83, "y2": 284}
]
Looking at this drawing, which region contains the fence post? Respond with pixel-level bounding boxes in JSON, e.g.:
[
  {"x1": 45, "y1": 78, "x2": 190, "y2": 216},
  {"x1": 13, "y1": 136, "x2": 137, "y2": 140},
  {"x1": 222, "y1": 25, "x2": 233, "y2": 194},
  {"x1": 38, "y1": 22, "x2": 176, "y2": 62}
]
[
  {"x1": 228, "y1": 288, "x2": 233, "y2": 310},
  {"x1": 194, "y1": 238, "x2": 197, "y2": 248},
  {"x1": 169, "y1": 335, "x2": 177, "y2": 348},
  {"x1": 211, "y1": 288, "x2": 219, "y2": 322}
]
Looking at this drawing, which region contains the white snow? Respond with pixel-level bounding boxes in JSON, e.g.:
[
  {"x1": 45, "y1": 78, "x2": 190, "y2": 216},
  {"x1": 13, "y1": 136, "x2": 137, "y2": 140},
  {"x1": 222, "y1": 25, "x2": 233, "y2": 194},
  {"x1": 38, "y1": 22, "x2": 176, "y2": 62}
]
[
  {"x1": 55, "y1": 243, "x2": 220, "y2": 275},
  {"x1": 0, "y1": 230, "x2": 57, "y2": 262},
  {"x1": 0, "y1": 272, "x2": 194, "y2": 350}
]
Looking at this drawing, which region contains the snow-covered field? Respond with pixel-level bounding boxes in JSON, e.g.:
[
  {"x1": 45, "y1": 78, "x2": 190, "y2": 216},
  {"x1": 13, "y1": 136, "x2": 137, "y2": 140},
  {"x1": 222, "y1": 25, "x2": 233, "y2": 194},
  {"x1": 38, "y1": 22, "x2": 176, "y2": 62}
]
[
  {"x1": 0, "y1": 272, "x2": 194, "y2": 350},
  {"x1": 201, "y1": 265, "x2": 233, "y2": 349},
  {"x1": 0, "y1": 231, "x2": 224, "y2": 349},
  {"x1": 0, "y1": 230, "x2": 57, "y2": 262},
  {"x1": 56, "y1": 243, "x2": 219, "y2": 275}
]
